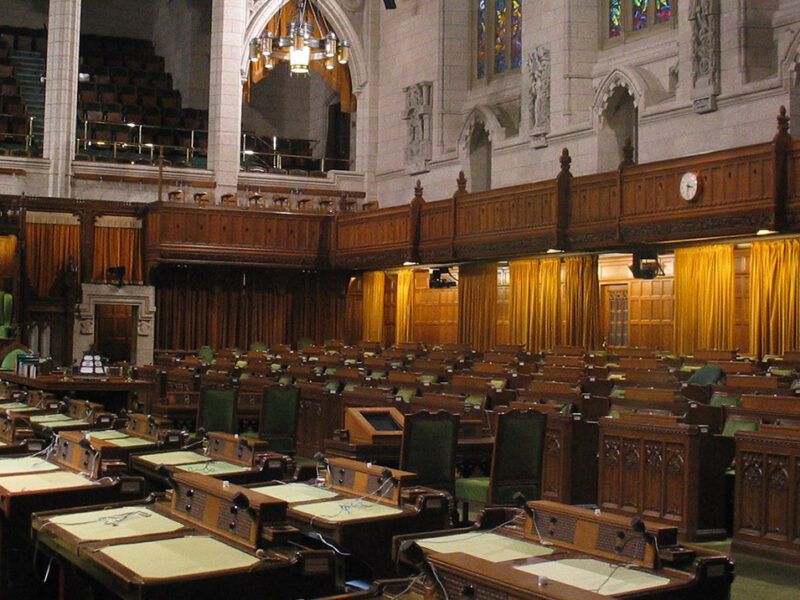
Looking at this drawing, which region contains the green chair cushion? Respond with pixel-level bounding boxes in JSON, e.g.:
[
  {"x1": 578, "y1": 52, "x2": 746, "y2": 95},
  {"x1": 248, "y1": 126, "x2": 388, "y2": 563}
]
[
  {"x1": 262, "y1": 386, "x2": 299, "y2": 435},
  {"x1": 455, "y1": 477, "x2": 489, "y2": 504},
  {"x1": 722, "y1": 418, "x2": 759, "y2": 437},
  {"x1": 249, "y1": 342, "x2": 267, "y2": 352},
  {"x1": 370, "y1": 371, "x2": 386, "y2": 380},
  {"x1": 418, "y1": 374, "x2": 437, "y2": 384},
  {"x1": 710, "y1": 393, "x2": 740, "y2": 407},
  {"x1": 396, "y1": 388, "x2": 415, "y2": 403},
  {"x1": 464, "y1": 394, "x2": 486, "y2": 409},
  {"x1": 278, "y1": 376, "x2": 293, "y2": 385},
  {"x1": 403, "y1": 418, "x2": 457, "y2": 487},
  {"x1": 197, "y1": 346, "x2": 215, "y2": 364},
  {"x1": 610, "y1": 387, "x2": 625, "y2": 399},
  {"x1": 1, "y1": 348, "x2": 27, "y2": 371}
]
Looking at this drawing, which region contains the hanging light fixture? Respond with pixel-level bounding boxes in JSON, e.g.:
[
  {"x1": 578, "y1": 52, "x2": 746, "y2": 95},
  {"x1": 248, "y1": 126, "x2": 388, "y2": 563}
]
[{"x1": 251, "y1": 0, "x2": 350, "y2": 77}]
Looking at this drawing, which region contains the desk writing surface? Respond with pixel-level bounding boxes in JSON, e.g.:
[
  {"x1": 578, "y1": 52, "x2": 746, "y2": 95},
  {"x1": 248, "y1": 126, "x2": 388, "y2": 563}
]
[
  {"x1": 291, "y1": 499, "x2": 403, "y2": 522},
  {"x1": 97, "y1": 535, "x2": 259, "y2": 580},
  {"x1": 137, "y1": 451, "x2": 213, "y2": 466},
  {"x1": 515, "y1": 558, "x2": 670, "y2": 596},
  {"x1": 416, "y1": 532, "x2": 553, "y2": 563},
  {"x1": 0, "y1": 401, "x2": 31, "y2": 410},
  {"x1": 250, "y1": 482, "x2": 339, "y2": 503},
  {"x1": 0, "y1": 470, "x2": 94, "y2": 493},
  {"x1": 0, "y1": 456, "x2": 59, "y2": 475},
  {"x1": 103, "y1": 436, "x2": 152, "y2": 448},
  {"x1": 29, "y1": 414, "x2": 89, "y2": 426},
  {"x1": 173, "y1": 460, "x2": 250, "y2": 475},
  {"x1": 0, "y1": 441, "x2": 6, "y2": 447},
  {"x1": 42, "y1": 506, "x2": 184, "y2": 541},
  {"x1": 89, "y1": 430, "x2": 130, "y2": 440}
]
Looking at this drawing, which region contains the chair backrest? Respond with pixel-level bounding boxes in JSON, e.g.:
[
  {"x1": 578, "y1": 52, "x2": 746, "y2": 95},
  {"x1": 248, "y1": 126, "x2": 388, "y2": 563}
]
[
  {"x1": 488, "y1": 409, "x2": 548, "y2": 505},
  {"x1": 197, "y1": 386, "x2": 237, "y2": 433},
  {"x1": 259, "y1": 385, "x2": 300, "y2": 454},
  {"x1": 399, "y1": 410, "x2": 459, "y2": 494},
  {"x1": 686, "y1": 364, "x2": 723, "y2": 385},
  {"x1": 197, "y1": 346, "x2": 215, "y2": 364},
  {"x1": 0, "y1": 347, "x2": 27, "y2": 370}
]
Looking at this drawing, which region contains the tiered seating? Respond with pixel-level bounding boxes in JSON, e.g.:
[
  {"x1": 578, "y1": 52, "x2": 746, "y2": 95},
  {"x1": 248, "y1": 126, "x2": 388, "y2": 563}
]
[{"x1": 76, "y1": 35, "x2": 208, "y2": 167}]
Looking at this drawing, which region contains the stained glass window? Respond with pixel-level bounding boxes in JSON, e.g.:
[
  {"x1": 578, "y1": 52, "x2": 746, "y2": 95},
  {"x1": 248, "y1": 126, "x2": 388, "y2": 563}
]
[
  {"x1": 632, "y1": 0, "x2": 648, "y2": 30},
  {"x1": 511, "y1": 0, "x2": 522, "y2": 69},
  {"x1": 655, "y1": 0, "x2": 671, "y2": 23},
  {"x1": 609, "y1": 0, "x2": 622, "y2": 37},
  {"x1": 477, "y1": 0, "x2": 486, "y2": 79},
  {"x1": 495, "y1": 0, "x2": 507, "y2": 73}
]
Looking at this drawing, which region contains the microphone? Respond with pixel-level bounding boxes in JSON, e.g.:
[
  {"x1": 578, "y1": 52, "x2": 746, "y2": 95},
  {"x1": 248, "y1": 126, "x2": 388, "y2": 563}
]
[{"x1": 512, "y1": 491, "x2": 534, "y2": 518}]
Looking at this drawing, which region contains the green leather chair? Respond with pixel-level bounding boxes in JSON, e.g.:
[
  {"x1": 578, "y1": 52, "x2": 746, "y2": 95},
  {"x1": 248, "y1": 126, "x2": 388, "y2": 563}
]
[
  {"x1": 0, "y1": 347, "x2": 27, "y2": 371},
  {"x1": 196, "y1": 386, "x2": 238, "y2": 433},
  {"x1": 455, "y1": 408, "x2": 547, "y2": 521},
  {"x1": 249, "y1": 341, "x2": 267, "y2": 352},
  {"x1": 400, "y1": 410, "x2": 460, "y2": 495},
  {"x1": 197, "y1": 346, "x2": 215, "y2": 365},
  {"x1": 257, "y1": 385, "x2": 299, "y2": 454},
  {"x1": 686, "y1": 365, "x2": 723, "y2": 386},
  {"x1": 721, "y1": 414, "x2": 759, "y2": 437}
]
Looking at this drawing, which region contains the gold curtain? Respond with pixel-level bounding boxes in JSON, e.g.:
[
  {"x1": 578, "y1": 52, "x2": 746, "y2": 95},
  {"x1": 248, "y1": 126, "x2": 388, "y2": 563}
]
[
  {"x1": 564, "y1": 255, "x2": 601, "y2": 348},
  {"x1": 395, "y1": 269, "x2": 414, "y2": 343},
  {"x1": 92, "y1": 227, "x2": 143, "y2": 284},
  {"x1": 749, "y1": 238, "x2": 800, "y2": 357},
  {"x1": 361, "y1": 271, "x2": 386, "y2": 343},
  {"x1": 509, "y1": 258, "x2": 561, "y2": 352},
  {"x1": 458, "y1": 262, "x2": 498, "y2": 352},
  {"x1": 674, "y1": 244, "x2": 734, "y2": 355},
  {"x1": 25, "y1": 223, "x2": 80, "y2": 297},
  {"x1": 247, "y1": 3, "x2": 356, "y2": 112},
  {"x1": 0, "y1": 235, "x2": 17, "y2": 277}
]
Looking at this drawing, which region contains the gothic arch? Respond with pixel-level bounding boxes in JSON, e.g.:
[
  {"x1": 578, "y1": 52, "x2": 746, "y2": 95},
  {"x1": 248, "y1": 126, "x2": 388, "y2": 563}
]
[
  {"x1": 593, "y1": 66, "x2": 670, "y2": 123},
  {"x1": 457, "y1": 106, "x2": 506, "y2": 161},
  {"x1": 243, "y1": 0, "x2": 367, "y2": 93}
]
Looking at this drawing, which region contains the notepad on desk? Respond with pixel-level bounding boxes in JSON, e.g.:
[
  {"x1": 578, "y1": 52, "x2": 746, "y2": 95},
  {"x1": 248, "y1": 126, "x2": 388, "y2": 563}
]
[
  {"x1": 250, "y1": 482, "x2": 339, "y2": 503},
  {"x1": 416, "y1": 531, "x2": 553, "y2": 563}
]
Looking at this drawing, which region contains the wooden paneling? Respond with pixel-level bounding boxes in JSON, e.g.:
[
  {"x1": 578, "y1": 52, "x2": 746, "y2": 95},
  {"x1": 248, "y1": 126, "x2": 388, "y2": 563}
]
[
  {"x1": 786, "y1": 140, "x2": 800, "y2": 230},
  {"x1": 629, "y1": 278, "x2": 674, "y2": 350},
  {"x1": 733, "y1": 249, "x2": 750, "y2": 353},
  {"x1": 144, "y1": 202, "x2": 331, "y2": 271},
  {"x1": 568, "y1": 171, "x2": 619, "y2": 248},
  {"x1": 620, "y1": 144, "x2": 776, "y2": 241},
  {"x1": 496, "y1": 266, "x2": 510, "y2": 346},
  {"x1": 418, "y1": 199, "x2": 455, "y2": 263},
  {"x1": 334, "y1": 206, "x2": 413, "y2": 269},
  {"x1": 454, "y1": 182, "x2": 558, "y2": 259},
  {"x1": 411, "y1": 271, "x2": 458, "y2": 346}
]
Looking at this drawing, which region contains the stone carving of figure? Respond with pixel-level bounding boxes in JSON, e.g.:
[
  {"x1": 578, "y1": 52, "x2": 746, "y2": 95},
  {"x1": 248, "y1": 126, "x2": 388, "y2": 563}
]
[
  {"x1": 527, "y1": 44, "x2": 551, "y2": 132},
  {"x1": 689, "y1": 0, "x2": 718, "y2": 90},
  {"x1": 403, "y1": 82, "x2": 433, "y2": 169}
]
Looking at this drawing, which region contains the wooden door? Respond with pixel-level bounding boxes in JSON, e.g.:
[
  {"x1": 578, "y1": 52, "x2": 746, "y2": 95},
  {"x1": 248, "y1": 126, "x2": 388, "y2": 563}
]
[
  {"x1": 601, "y1": 284, "x2": 628, "y2": 347},
  {"x1": 95, "y1": 304, "x2": 135, "y2": 363}
]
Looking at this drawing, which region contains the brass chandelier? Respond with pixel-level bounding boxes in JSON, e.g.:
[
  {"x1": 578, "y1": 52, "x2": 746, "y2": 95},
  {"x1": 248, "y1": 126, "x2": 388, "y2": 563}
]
[{"x1": 249, "y1": 0, "x2": 350, "y2": 77}]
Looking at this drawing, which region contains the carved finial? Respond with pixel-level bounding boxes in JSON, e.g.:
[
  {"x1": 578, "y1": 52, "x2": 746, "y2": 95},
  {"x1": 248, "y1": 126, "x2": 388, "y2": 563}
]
[
  {"x1": 414, "y1": 179, "x2": 423, "y2": 200},
  {"x1": 777, "y1": 105, "x2": 789, "y2": 135},
  {"x1": 621, "y1": 137, "x2": 634, "y2": 166},
  {"x1": 456, "y1": 171, "x2": 467, "y2": 193},
  {"x1": 559, "y1": 148, "x2": 571, "y2": 172}
]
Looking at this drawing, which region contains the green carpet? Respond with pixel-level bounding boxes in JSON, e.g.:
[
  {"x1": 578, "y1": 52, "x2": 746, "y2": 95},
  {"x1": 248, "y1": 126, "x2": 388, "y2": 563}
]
[{"x1": 696, "y1": 540, "x2": 800, "y2": 600}]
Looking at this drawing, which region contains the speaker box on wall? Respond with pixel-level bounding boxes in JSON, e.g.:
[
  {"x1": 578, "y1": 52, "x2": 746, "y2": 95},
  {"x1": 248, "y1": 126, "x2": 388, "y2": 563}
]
[{"x1": 383, "y1": 0, "x2": 397, "y2": 8}]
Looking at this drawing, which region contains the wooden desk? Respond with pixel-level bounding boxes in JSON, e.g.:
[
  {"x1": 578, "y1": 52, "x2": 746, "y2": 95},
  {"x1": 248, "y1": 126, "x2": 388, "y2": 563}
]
[
  {"x1": 733, "y1": 425, "x2": 800, "y2": 562},
  {"x1": 396, "y1": 501, "x2": 734, "y2": 600},
  {"x1": 247, "y1": 457, "x2": 450, "y2": 578},
  {"x1": 0, "y1": 372, "x2": 156, "y2": 413},
  {"x1": 597, "y1": 417, "x2": 731, "y2": 541}
]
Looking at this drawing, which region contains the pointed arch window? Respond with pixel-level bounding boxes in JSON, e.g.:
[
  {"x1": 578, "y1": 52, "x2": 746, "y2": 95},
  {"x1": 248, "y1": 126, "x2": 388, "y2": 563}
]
[{"x1": 477, "y1": 0, "x2": 522, "y2": 80}]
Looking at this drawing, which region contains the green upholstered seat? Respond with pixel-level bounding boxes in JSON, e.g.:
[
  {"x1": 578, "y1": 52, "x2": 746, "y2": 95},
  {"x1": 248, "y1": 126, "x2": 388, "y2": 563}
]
[
  {"x1": 297, "y1": 337, "x2": 314, "y2": 352},
  {"x1": 721, "y1": 416, "x2": 759, "y2": 437},
  {"x1": 686, "y1": 365, "x2": 723, "y2": 385},
  {"x1": 197, "y1": 346, "x2": 215, "y2": 365},
  {"x1": 418, "y1": 374, "x2": 438, "y2": 385},
  {"x1": 0, "y1": 348, "x2": 27, "y2": 371},
  {"x1": 249, "y1": 342, "x2": 268, "y2": 352},
  {"x1": 464, "y1": 394, "x2": 486, "y2": 409},
  {"x1": 369, "y1": 370, "x2": 386, "y2": 380},
  {"x1": 710, "y1": 393, "x2": 740, "y2": 407},
  {"x1": 396, "y1": 387, "x2": 415, "y2": 403},
  {"x1": 278, "y1": 375, "x2": 293, "y2": 386},
  {"x1": 454, "y1": 408, "x2": 547, "y2": 520},
  {"x1": 197, "y1": 386, "x2": 237, "y2": 433},
  {"x1": 258, "y1": 385, "x2": 299, "y2": 454},
  {"x1": 400, "y1": 410, "x2": 459, "y2": 494}
]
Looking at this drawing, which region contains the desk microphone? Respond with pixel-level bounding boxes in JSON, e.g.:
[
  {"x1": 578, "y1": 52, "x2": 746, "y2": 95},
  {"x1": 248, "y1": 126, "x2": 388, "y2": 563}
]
[
  {"x1": 512, "y1": 491, "x2": 534, "y2": 518},
  {"x1": 381, "y1": 467, "x2": 398, "y2": 487}
]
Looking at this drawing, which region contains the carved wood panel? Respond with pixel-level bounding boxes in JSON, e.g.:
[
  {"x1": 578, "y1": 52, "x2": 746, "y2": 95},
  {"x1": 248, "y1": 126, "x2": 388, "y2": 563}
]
[
  {"x1": 628, "y1": 277, "x2": 674, "y2": 350},
  {"x1": 411, "y1": 271, "x2": 458, "y2": 346},
  {"x1": 419, "y1": 199, "x2": 454, "y2": 263}
]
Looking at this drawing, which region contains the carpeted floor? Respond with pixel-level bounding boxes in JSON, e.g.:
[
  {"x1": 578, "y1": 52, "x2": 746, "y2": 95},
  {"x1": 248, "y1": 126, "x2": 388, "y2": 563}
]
[{"x1": 696, "y1": 540, "x2": 800, "y2": 600}]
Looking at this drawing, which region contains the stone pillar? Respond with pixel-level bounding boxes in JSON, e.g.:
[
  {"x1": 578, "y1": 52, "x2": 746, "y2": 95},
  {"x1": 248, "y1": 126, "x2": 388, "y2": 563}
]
[
  {"x1": 208, "y1": 0, "x2": 245, "y2": 200},
  {"x1": 43, "y1": 0, "x2": 81, "y2": 198}
]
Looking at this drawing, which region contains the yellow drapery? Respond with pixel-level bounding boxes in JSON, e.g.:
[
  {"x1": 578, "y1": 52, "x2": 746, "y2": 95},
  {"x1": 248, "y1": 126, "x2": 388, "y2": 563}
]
[
  {"x1": 25, "y1": 223, "x2": 80, "y2": 297},
  {"x1": 458, "y1": 262, "x2": 498, "y2": 352},
  {"x1": 564, "y1": 255, "x2": 601, "y2": 348},
  {"x1": 92, "y1": 227, "x2": 144, "y2": 284},
  {"x1": 0, "y1": 235, "x2": 17, "y2": 277},
  {"x1": 749, "y1": 238, "x2": 800, "y2": 357},
  {"x1": 673, "y1": 244, "x2": 734, "y2": 355},
  {"x1": 395, "y1": 269, "x2": 414, "y2": 343},
  {"x1": 361, "y1": 271, "x2": 386, "y2": 344},
  {"x1": 247, "y1": 3, "x2": 356, "y2": 112},
  {"x1": 509, "y1": 258, "x2": 561, "y2": 352}
]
